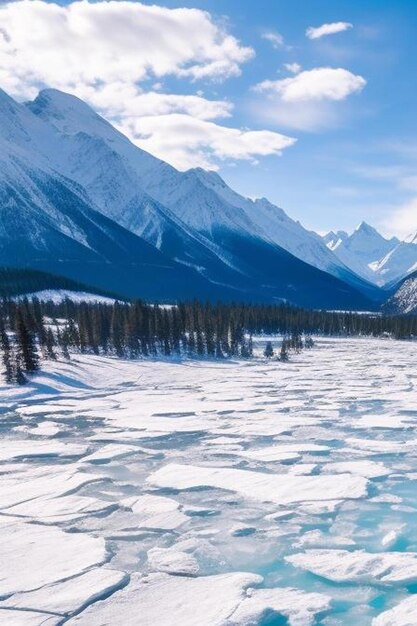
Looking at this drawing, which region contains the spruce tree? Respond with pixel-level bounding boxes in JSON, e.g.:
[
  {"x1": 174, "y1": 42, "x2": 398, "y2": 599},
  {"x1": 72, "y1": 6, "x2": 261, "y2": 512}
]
[
  {"x1": 0, "y1": 322, "x2": 14, "y2": 384},
  {"x1": 60, "y1": 327, "x2": 71, "y2": 360},
  {"x1": 15, "y1": 309, "x2": 39, "y2": 373},
  {"x1": 45, "y1": 328, "x2": 57, "y2": 360},
  {"x1": 15, "y1": 363, "x2": 27, "y2": 385},
  {"x1": 280, "y1": 340, "x2": 289, "y2": 362}
]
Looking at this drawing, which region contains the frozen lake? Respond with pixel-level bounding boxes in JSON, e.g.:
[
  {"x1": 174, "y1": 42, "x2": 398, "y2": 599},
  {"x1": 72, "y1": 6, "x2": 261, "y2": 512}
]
[{"x1": 0, "y1": 337, "x2": 417, "y2": 625}]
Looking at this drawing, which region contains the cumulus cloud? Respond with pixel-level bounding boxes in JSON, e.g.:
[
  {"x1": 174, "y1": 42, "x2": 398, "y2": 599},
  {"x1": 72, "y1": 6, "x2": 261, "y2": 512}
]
[
  {"x1": 77, "y1": 83, "x2": 233, "y2": 121},
  {"x1": 0, "y1": 0, "x2": 254, "y2": 96},
  {"x1": 262, "y1": 31, "x2": 285, "y2": 48},
  {"x1": 0, "y1": 0, "x2": 298, "y2": 169},
  {"x1": 254, "y1": 67, "x2": 366, "y2": 102},
  {"x1": 306, "y1": 22, "x2": 353, "y2": 40},
  {"x1": 120, "y1": 114, "x2": 296, "y2": 170}
]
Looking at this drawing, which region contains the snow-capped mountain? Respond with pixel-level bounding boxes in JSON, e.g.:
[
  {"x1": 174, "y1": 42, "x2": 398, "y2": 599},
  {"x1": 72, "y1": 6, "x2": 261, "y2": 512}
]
[
  {"x1": 383, "y1": 270, "x2": 417, "y2": 314},
  {"x1": 322, "y1": 230, "x2": 348, "y2": 251},
  {"x1": 323, "y1": 222, "x2": 417, "y2": 287},
  {"x1": 27, "y1": 90, "x2": 251, "y2": 292},
  {"x1": 26, "y1": 88, "x2": 381, "y2": 304},
  {"x1": 323, "y1": 222, "x2": 401, "y2": 285},
  {"x1": 0, "y1": 88, "x2": 241, "y2": 302},
  {"x1": 0, "y1": 85, "x2": 381, "y2": 308},
  {"x1": 370, "y1": 233, "x2": 417, "y2": 286}
]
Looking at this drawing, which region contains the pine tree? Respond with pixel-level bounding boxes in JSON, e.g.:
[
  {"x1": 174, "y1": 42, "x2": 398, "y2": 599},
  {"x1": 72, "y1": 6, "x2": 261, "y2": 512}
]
[
  {"x1": 187, "y1": 331, "x2": 196, "y2": 356},
  {"x1": 111, "y1": 303, "x2": 125, "y2": 358},
  {"x1": 280, "y1": 339, "x2": 289, "y2": 362},
  {"x1": 0, "y1": 322, "x2": 14, "y2": 384},
  {"x1": 45, "y1": 328, "x2": 57, "y2": 360},
  {"x1": 247, "y1": 334, "x2": 254, "y2": 358},
  {"x1": 15, "y1": 309, "x2": 39, "y2": 373},
  {"x1": 305, "y1": 336, "x2": 314, "y2": 349},
  {"x1": 60, "y1": 327, "x2": 71, "y2": 360},
  {"x1": 15, "y1": 363, "x2": 27, "y2": 385}
]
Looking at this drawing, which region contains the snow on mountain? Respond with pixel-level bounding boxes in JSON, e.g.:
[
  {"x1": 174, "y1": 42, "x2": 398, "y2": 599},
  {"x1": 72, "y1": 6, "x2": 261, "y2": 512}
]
[
  {"x1": 0, "y1": 88, "x2": 244, "y2": 303},
  {"x1": 323, "y1": 230, "x2": 348, "y2": 251},
  {"x1": 14, "y1": 84, "x2": 392, "y2": 298},
  {"x1": 383, "y1": 270, "x2": 417, "y2": 314},
  {"x1": 370, "y1": 234, "x2": 417, "y2": 286},
  {"x1": 27, "y1": 90, "x2": 255, "y2": 286},
  {"x1": 323, "y1": 222, "x2": 400, "y2": 285},
  {"x1": 323, "y1": 221, "x2": 417, "y2": 287},
  {"x1": 17, "y1": 290, "x2": 119, "y2": 305},
  {"x1": 23, "y1": 88, "x2": 382, "y2": 309},
  {"x1": 26, "y1": 89, "x2": 382, "y2": 302},
  {"x1": 0, "y1": 85, "x2": 382, "y2": 308},
  {"x1": 187, "y1": 168, "x2": 350, "y2": 278}
]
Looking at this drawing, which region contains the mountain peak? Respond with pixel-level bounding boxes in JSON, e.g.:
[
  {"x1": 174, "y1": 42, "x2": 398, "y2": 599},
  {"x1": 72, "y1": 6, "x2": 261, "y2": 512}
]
[
  {"x1": 403, "y1": 231, "x2": 417, "y2": 245},
  {"x1": 27, "y1": 88, "x2": 112, "y2": 137},
  {"x1": 354, "y1": 221, "x2": 378, "y2": 236}
]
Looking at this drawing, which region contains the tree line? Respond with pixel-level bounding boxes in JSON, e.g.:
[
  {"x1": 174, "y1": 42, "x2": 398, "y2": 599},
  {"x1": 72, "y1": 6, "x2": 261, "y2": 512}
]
[{"x1": 0, "y1": 296, "x2": 416, "y2": 384}]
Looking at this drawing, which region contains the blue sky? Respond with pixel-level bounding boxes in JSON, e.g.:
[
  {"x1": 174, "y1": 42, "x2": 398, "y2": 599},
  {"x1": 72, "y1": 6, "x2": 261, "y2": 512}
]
[{"x1": 1, "y1": 0, "x2": 417, "y2": 237}]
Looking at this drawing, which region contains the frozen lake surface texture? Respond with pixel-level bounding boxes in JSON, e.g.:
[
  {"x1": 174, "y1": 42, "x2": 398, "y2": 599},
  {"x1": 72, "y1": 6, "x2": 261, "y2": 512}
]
[{"x1": 1, "y1": 337, "x2": 417, "y2": 625}]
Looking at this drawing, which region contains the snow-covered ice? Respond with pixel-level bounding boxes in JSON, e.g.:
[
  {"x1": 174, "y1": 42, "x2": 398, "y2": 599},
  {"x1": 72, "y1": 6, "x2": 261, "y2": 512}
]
[
  {"x1": 148, "y1": 463, "x2": 368, "y2": 504},
  {"x1": 1, "y1": 568, "x2": 127, "y2": 616},
  {"x1": 0, "y1": 520, "x2": 107, "y2": 595},
  {"x1": 372, "y1": 595, "x2": 417, "y2": 626},
  {"x1": 1, "y1": 336, "x2": 417, "y2": 624},
  {"x1": 66, "y1": 572, "x2": 330, "y2": 626},
  {"x1": 287, "y1": 549, "x2": 417, "y2": 584}
]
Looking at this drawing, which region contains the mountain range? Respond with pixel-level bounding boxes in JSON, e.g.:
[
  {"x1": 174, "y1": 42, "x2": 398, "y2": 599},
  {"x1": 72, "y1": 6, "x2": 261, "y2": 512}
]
[
  {"x1": 0, "y1": 85, "x2": 415, "y2": 310},
  {"x1": 323, "y1": 223, "x2": 417, "y2": 287}
]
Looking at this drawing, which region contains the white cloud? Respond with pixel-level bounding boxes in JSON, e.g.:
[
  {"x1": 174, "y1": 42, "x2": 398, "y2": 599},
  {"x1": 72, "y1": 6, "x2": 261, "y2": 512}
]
[
  {"x1": 0, "y1": 0, "x2": 254, "y2": 96},
  {"x1": 283, "y1": 63, "x2": 301, "y2": 74},
  {"x1": 120, "y1": 113, "x2": 296, "y2": 170},
  {"x1": 262, "y1": 31, "x2": 285, "y2": 49},
  {"x1": 76, "y1": 83, "x2": 233, "y2": 121},
  {"x1": 306, "y1": 22, "x2": 353, "y2": 40},
  {"x1": 384, "y1": 199, "x2": 417, "y2": 239},
  {"x1": 0, "y1": 0, "x2": 298, "y2": 169},
  {"x1": 255, "y1": 67, "x2": 366, "y2": 102}
]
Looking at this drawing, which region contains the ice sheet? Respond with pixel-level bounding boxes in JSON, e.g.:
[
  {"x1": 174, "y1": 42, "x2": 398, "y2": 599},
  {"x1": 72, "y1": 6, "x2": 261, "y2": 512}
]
[{"x1": 1, "y1": 337, "x2": 417, "y2": 624}]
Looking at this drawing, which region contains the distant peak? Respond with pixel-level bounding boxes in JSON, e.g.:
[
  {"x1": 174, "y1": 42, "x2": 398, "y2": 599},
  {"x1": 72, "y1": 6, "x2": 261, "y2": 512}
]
[
  {"x1": 354, "y1": 221, "x2": 376, "y2": 234},
  {"x1": 336, "y1": 230, "x2": 348, "y2": 239},
  {"x1": 403, "y1": 231, "x2": 417, "y2": 245},
  {"x1": 323, "y1": 230, "x2": 347, "y2": 244}
]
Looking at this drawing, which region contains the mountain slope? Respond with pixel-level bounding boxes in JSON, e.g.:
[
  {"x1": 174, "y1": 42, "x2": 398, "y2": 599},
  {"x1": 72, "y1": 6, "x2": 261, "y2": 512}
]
[
  {"x1": 323, "y1": 230, "x2": 348, "y2": 251},
  {"x1": 28, "y1": 89, "x2": 372, "y2": 287},
  {"x1": 27, "y1": 90, "x2": 257, "y2": 290},
  {"x1": 383, "y1": 270, "x2": 417, "y2": 315},
  {"x1": 0, "y1": 88, "x2": 250, "y2": 302},
  {"x1": 371, "y1": 233, "x2": 417, "y2": 286},
  {"x1": 25, "y1": 88, "x2": 380, "y2": 309},
  {"x1": 324, "y1": 222, "x2": 417, "y2": 287}
]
